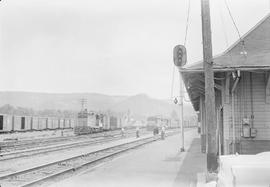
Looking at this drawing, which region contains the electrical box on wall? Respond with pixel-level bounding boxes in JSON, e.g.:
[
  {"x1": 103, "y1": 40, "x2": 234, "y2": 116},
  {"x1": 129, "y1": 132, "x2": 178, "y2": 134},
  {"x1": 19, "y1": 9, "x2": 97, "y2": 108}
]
[
  {"x1": 242, "y1": 124, "x2": 251, "y2": 137},
  {"x1": 242, "y1": 118, "x2": 251, "y2": 138},
  {"x1": 250, "y1": 128, "x2": 257, "y2": 138},
  {"x1": 241, "y1": 117, "x2": 257, "y2": 138}
]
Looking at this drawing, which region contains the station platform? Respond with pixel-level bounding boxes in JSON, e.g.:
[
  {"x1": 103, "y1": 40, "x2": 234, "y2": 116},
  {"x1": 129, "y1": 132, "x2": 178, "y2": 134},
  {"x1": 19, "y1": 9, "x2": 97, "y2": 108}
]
[{"x1": 50, "y1": 129, "x2": 206, "y2": 187}]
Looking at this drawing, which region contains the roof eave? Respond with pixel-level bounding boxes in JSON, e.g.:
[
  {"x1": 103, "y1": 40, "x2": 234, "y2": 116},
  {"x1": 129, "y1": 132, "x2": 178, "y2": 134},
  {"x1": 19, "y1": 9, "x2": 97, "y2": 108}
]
[{"x1": 179, "y1": 66, "x2": 270, "y2": 73}]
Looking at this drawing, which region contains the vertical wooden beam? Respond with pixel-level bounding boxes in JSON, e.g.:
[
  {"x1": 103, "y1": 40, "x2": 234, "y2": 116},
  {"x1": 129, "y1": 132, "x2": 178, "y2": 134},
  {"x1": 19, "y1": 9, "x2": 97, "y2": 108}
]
[
  {"x1": 201, "y1": 0, "x2": 218, "y2": 172},
  {"x1": 225, "y1": 72, "x2": 230, "y2": 104},
  {"x1": 200, "y1": 95, "x2": 206, "y2": 153},
  {"x1": 266, "y1": 72, "x2": 270, "y2": 103}
]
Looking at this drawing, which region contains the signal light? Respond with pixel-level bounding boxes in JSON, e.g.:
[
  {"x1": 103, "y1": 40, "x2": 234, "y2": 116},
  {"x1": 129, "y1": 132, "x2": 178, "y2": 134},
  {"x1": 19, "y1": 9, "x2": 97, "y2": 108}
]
[
  {"x1": 173, "y1": 45, "x2": 187, "y2": 67},
  {"x1": 173, "y1": 97, "x2": 178, "y2": 104}
]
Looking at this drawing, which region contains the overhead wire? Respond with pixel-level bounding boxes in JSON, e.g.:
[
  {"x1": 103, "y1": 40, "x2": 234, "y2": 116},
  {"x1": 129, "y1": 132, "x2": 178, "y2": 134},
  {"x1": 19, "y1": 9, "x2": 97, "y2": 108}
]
[
  {"x1": 170, "y1": 65, "x2": 176, "y2": 99},
  {"x1": 218, "y1": 1, "x2": 235, "y2": 67},
  {"x1": 224, "y1": 0, "x2": 247, "y2": 58},
  {"x1": 170, "y1": 0, "x2": 191, "y2": 101},
  {"x1": 224, "y1": 0, "x2": 242, "y2": 40},
  {"x1": 184, "y1": 0, "x2": 191, "y2": 46}
]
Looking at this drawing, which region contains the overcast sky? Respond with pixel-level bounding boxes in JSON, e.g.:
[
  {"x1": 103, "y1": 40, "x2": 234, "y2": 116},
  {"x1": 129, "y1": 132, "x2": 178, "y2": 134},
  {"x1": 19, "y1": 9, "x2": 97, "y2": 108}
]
[{"x1": 0, "y1": 0, "x2": 269, "y2": 99}]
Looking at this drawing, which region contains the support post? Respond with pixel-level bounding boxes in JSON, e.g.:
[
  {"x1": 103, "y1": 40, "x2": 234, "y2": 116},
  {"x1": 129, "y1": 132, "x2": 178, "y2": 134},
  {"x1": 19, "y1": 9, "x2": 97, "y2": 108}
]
[
  {"x1": 179, "y1": 73, "x2": 185, "y2": 152},
  {"x1": 266, "y1": 71, "x2": 270, "y2": 103},
  {"x1": 200, "y1": 96, "x2": 206, "y2": 153},
  {"x1": 201, "y1": 0, "x2": 218, "y2": 173}
]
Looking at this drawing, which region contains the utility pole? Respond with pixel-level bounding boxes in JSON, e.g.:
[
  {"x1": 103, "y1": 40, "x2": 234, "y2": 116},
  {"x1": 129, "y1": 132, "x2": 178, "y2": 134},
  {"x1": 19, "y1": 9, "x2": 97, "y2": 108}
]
[{"x1": 201, "y1": 0, "x2": 218, "y2": 173}]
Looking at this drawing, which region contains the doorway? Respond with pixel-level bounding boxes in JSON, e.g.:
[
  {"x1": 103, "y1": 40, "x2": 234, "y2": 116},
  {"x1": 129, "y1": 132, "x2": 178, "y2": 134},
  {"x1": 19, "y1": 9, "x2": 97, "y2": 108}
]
[
  {"x1": 0, "y1": 115, "x2": 3, "y2": 130},
  {"x1": 21, "y1": 117, "x2": 25, "y2": 130}
]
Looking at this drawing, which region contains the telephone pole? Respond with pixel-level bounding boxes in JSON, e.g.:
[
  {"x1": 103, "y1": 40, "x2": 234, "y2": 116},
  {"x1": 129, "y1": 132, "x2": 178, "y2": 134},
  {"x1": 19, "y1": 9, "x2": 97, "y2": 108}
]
[{"x1": 201, "y1": 0, "x2": 218, "y2": 172}]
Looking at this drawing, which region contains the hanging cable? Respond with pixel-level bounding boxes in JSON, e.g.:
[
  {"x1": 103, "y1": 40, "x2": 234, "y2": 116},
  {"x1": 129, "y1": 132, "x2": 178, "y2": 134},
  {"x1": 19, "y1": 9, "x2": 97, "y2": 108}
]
[
  {"x1": 219, "y1": 1, "x2": 236, "y2": 66},
  {"x1": 218, "y1": 2, "x2": 229, "y2": 48},
  {"x1": 169, "y1": 0, "x2": 191, "y2": 101},
  {"x1": 170, "y1": 65, "x2": 176, "y2": 99},
  {"x1": 224, "y1": 0, "x2": 242, "y2": 40},
  {"x1": 184, "y1": 0, "x2": 191, "y2": 46},
  {"x1": 224, "y1": 0, "x2": 247, "y2": 57}
]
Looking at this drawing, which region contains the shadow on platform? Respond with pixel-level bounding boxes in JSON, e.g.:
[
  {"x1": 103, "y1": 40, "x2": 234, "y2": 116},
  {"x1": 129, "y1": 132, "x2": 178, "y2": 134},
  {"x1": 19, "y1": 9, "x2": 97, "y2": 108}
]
[{"x1": 173, "y1": 138, "x2": 206, "y2": 187}]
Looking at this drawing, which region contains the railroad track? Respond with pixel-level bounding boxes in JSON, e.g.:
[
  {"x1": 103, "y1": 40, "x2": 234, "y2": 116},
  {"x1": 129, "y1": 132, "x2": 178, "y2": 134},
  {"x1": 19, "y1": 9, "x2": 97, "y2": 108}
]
[
  {"x1": 0, "y1": 130, "x2": 150, "y2": 161},
  {"x1": 0, "y1": 128, "x2": 137, "y2": 153},
  {"x1": 0, "y1": 131, "x2": 179, "y2": 187}
]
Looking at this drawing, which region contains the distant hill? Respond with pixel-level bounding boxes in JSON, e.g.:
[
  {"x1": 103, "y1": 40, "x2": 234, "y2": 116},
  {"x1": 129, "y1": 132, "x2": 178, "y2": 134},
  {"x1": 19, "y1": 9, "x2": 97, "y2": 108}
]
[{"x1": 0, "y1": 91, "x2": 196, "y2": 119}]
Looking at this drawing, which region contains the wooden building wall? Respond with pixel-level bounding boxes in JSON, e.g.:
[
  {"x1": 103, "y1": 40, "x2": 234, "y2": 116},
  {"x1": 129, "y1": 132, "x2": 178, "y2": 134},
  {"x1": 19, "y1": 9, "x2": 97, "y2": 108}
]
[{"x1": 221, "y1": 72, "x2": 270, "y2": 154}]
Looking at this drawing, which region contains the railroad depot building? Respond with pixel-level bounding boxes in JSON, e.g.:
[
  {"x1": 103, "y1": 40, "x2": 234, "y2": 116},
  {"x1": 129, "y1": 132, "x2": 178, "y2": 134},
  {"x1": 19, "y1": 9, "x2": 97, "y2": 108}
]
[{"x1": 181, "y1": 13, "x2": 270, "y2": 155}]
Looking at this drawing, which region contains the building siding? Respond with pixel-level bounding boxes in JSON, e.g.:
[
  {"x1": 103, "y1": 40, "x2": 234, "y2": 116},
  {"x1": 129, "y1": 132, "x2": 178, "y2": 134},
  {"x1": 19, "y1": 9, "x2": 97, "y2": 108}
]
[{"x1": 222, "y1": 72, "x2": 270, "y2": 154}]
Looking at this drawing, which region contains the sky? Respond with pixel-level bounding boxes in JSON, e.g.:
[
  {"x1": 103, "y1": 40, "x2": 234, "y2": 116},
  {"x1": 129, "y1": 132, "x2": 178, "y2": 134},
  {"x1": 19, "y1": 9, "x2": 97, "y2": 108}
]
[{"x1": 0, "y1": 0, "x2": 269, "y2": 99}]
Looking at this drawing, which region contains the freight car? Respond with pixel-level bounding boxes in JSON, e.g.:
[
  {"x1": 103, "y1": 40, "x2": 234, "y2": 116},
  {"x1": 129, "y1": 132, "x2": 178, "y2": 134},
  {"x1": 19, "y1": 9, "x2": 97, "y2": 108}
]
[
  {"x1": 146, "y1": 116, "x2": 169, "y2": 131},
  {"x1": 73, "y1": 110, "x2": 123, "y2": 135},
  {"x1": 0, "y1": 114, "x2": 74, "y2": 133},
  {"x1": 74, "y1": 109, "x2": 103, "y2": 135}
]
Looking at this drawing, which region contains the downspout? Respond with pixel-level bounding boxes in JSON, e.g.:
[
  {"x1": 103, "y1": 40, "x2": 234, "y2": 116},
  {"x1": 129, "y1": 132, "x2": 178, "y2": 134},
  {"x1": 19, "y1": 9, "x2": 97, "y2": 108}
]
[
  {"x1": 249, "y1": 72, "x2": 254, "y2": 128},
  {"x1": 231, "y1": 70, "x2": 240, "y2": 154}
]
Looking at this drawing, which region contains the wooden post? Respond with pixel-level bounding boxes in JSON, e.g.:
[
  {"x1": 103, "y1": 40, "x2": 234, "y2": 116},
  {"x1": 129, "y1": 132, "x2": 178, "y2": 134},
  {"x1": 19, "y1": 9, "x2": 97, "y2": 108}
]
[
  {"x1": 200, "y1": 95, "x2": 206, "y2": 153},
  {"x1": 201, "y1": 0, "x2": 218, "y2": 172}
]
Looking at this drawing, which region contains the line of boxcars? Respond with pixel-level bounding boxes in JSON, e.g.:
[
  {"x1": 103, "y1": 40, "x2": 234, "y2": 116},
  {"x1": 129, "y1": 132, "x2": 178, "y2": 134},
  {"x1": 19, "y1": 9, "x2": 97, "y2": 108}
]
[
  {"x1": 0, "y1": 112, "x2": 124, "y2": 135},
  {"x1": 146, "y1": 115, "x2": 198, "y2": 131},
  {"x1": 0, "y1": 114, "x2": 75, "y2": 133}
]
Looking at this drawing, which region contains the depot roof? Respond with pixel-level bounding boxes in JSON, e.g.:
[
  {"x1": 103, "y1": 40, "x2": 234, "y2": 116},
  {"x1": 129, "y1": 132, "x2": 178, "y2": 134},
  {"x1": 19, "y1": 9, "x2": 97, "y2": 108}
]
[
  {"x1": 181, "y1": 13, "x2": 270, "y2": 72},
  {"x1": 180, "y1": 13, "x2": 270, "y2": 111}
]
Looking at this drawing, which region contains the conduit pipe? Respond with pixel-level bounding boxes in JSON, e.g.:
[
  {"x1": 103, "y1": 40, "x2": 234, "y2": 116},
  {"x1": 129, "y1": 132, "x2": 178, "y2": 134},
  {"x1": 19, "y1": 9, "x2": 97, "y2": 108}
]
[{"x1": 231, "y1": 70, "x2": 240, "y2": 153}]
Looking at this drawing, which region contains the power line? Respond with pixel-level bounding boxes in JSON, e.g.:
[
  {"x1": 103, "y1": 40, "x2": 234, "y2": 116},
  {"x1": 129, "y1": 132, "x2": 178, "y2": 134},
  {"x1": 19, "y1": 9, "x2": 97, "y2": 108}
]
[
  {"x1": 224, "y1": 0, "x2": 247, "y2": 57},
  {"x1": 170, "y1": 65, "x2": 176, "y2": 99},
  {"x1": 184, "y1": 0, "x2": 191, "y2": 46},
  {"x1": 218, "y1": 2, "x2": 229, "y2": 48},
  {"x1": 224, "y1": 0, "x2": 242, "y2": 40},
  {"x1": 170, "y1": 0, "x2": 192, "y2": 101}
]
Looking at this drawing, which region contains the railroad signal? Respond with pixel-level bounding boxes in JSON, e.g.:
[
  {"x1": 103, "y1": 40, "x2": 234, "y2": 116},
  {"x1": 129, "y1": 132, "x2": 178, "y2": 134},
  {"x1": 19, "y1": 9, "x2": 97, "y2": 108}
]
[
  {"x1": 173, "y1": 97, "x2": 178, "y2": 104},
  {"x1": 173, "y1": 45, "x2": 187, "y2": 67}
]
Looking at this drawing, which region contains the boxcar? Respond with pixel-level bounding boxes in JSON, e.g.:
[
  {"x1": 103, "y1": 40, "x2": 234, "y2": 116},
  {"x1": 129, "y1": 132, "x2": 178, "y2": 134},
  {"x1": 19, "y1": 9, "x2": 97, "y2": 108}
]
[
  {"x1": 24, "y1": 116, "x2": 32, "y2": 130},
  {"x1": 64, "y1": 119, "x2": 70, "y2": 128},
  {"x1": 59, "y1": 119, "x2": 64, "y2": 129},
  {"x1": 0, "y1": 114, "x2": 13, "y2": 132},
  {"x1": 47, "y1": 118, "x2": 53, "y2": 129},
  {"x1": 38, "y1": 118, "x2": 47, "y2": 130},
  {"x1": 32, "y1": 117, "x2": 39, "y2": 130},
  {"x1": 102, "y1": 115, "x2": 110, "y2": 130},
  {"x1": 70, "y1": 119, "x2": 76, "y2": 128},
  {"x1": 51, "y1": 118, "x2": 59, "y2": 129},
  {"x1": 109, "y1": 116, "x2": 118, "y2": 130}
]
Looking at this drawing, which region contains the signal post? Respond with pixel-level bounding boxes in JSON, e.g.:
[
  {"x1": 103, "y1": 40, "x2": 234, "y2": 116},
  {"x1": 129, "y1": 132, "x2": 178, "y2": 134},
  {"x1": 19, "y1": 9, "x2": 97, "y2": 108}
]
[{"x1": 173, "y1": 45, "x2": 187, "y2": 152}]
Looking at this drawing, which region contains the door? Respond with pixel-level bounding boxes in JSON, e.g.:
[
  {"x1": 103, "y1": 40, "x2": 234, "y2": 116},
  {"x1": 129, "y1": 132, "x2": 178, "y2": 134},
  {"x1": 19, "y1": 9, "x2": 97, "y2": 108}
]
[
  {"x1": 21, "y1": 117, "x2": 25, "y2": 130},
  {"x1": 0, "y1": 115, "x2": 3, "y2": 130}
]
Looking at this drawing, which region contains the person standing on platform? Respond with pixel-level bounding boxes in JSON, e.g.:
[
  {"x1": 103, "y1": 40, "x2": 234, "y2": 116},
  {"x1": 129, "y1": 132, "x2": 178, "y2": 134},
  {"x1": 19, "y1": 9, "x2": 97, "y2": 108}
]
[
  {"x1": 121, "y1": 127, "x2": 125, "y2": 137},
  {"x1": 153, "y1": 126, "x2": 159, "y2": 136},
  {"x1": 136, "y1": 127, "x2": 140, "y2": 138},
  {"x1": 161, "y1": 126, "x2": 165, "y2": 140}
]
